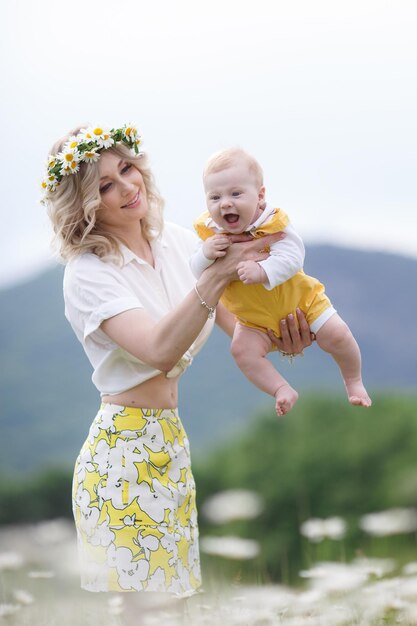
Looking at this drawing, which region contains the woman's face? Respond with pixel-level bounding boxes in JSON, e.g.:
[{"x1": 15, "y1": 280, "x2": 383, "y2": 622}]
[{"x1": 96, "y1": 151, "x2": 149, "y2": 232}]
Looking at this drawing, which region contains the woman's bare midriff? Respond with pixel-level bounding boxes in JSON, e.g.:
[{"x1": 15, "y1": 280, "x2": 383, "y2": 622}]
[{"x1": 101, "y1": 372, "x2": 179, "y2": 409}]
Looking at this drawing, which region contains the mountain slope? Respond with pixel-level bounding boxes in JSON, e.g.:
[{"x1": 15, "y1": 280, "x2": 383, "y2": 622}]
[{"x1": 1, "y1": 245, "x2": 416, "y2": 474}]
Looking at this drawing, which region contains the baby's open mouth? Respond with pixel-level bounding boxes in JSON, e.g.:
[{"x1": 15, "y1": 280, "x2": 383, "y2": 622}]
[{"x1": 224, "y1": 214, "x2": 239, "y2": 224}]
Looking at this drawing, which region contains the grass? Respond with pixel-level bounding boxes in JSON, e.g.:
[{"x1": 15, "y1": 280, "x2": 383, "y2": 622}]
[{"x1": 2, "y1": 515, "x2": 417, "y2": 625}]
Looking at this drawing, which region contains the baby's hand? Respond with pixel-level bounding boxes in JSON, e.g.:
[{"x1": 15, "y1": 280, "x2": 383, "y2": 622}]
[
  {"x1": 237, "y1": 260, "x2": 268, "y2": 284},
  {"x1": 203, "y1": 234, "x2": 231, "y2": 260}
]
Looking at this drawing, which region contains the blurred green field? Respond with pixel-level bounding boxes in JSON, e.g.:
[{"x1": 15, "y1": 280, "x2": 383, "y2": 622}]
[{"x1": 1, "y1": 393, "x2": 417, "y2": 624}]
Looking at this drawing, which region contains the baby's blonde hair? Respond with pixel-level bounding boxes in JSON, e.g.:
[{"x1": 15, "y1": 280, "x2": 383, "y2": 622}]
[
  {"x1": 203, "y1": 147, "x2": 264, "y2": 188},
  {"x1": 45, "y1": 125, "x2": 164, "y2": 262}
]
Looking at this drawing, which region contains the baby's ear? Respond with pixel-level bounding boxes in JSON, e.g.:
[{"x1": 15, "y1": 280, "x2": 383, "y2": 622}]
[{"x1": 258, "y1": 185, "x2": 266, "y2": 203}]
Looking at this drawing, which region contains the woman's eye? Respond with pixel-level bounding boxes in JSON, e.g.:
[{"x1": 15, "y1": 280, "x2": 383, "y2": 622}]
[
  {"x1": 100, "y1": 183, "x2": 112, "y2": 194},
  {"x1": 121, "y1": 163, "x2": 132, "y2": 174}
]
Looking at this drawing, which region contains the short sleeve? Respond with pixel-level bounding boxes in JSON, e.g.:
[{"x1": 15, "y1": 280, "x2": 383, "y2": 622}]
[{"x1": 63, "y1": 255, "x2": 143, "y2": 343}]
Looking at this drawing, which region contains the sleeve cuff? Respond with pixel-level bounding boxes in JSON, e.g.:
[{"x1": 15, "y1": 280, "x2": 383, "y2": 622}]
[{"x1": 84, "y1": 297, "x2": 143, "y2": 340}]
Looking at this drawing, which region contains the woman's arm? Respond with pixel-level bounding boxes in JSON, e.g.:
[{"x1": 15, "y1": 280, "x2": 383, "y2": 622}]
[
  {"x1": 101, "y1": 264, "x2": 227, "y2": 372},
  {"x1": 101, "y1": 232, "x2": 285, "y2": 372}
]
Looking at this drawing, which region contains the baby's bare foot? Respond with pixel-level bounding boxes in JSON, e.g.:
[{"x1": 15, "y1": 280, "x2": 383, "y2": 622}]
[
  {"x1": 345, "y1": 379, "x2": 372, "y2": 407},
  {"x1": 274, "y1": 384, "x2": 299, "y2": 417}
]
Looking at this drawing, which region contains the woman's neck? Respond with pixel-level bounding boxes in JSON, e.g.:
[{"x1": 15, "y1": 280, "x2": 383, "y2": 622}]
[{"x1": 112, "y1": 222, "x2": 155, "y2": 267}]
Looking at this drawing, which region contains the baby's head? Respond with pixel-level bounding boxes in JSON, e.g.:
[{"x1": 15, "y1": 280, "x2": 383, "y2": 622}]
[{"x1": 203, "y1": 148, "x2": 266, "y2": 233}]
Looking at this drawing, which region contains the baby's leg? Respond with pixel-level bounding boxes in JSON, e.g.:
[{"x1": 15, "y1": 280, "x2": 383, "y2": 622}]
[
  {"x1": 316, "y1": 313, "x2": 372, "y2": 407},
  {"x1": 231, "y1": 323, "x2": 298, "y2": 416}
]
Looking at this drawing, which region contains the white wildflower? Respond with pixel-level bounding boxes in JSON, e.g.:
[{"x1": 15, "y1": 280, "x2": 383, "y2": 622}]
[
  {"x1": 123, "y1": 124, "x2": 139, "y2": 142},
  {"x1": 230, "y1": 583, "x2": 296, "y2": 613},
  {"x1": 202, "y1": 489, "x2": 264, "y2": 524},
  {"x1": 47, "y1": 155, "x2": 57, "y2": 168},
  {"x1": 352, "y1": 556, "x2": 396, "y2": 578},
  {"x1": 81, "y1": 149, "x2": 100, "y2": 163},
  {"x1": 402, "y1": 604, "x2": 417, "y2": 624},
  {"x1": 398, "y1": 575, "x2": 417, "y2": 599},
  {"x1": 107, "y1": 595, "x2": 124, "y2": 616},
  {"x1": 300, "y1": 516, "x2": 347, "y2": 542},
  {"x1": 299, "y1": 561, "x2": 368, "y2": 593},
  {"x1": 33, "y1": 518, "x2": 74, "y2": 545},
  {"x1": 362, "y1": 576, "x2": 403, "y2": 614},
  {"x1": 0, "y1": 604, "x2": 21, "y2": 617},
  {"x1": 404, "y1": 562, "x2": 417, "y2": 575},
  {"x1": 13, "y1": 589, "x2": 34, "y2": 605},
  {"x1": 63, "y1": 137, "x2": 80, "y2": 151},
  {"x1": 27, "y1": 570, "x2": 55, "y2": 578},
  {"x1": 0, "y1": 551, "x2": 24, "y2": 570},
  {"x1": 200, "y1": 535, "x2": 259, "y2": 560},
  {"x1": 360, "y1": 507, "x2": 417, "y2": 536}
]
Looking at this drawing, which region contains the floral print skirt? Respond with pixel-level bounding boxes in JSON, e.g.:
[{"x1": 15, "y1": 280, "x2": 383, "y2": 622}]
[{"x1": 72, "y1": 403, "x2": 201, "y2": 594}]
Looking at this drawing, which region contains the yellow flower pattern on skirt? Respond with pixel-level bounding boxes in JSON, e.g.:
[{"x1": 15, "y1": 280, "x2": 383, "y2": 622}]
[{"x1": 72, "y1": 404, "x2": 201, "y2": 594}]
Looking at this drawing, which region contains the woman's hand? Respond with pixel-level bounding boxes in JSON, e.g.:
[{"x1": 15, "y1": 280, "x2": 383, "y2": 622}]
[
  {"x1": 267, "y1": 308, "x2": 316, "y2": 355},
  {"x1": 228, "y1": 230, "x2": 285, "y2": 249},
  {"x1": 212, "y1": 231, "x2": 286, "y2": 281}
]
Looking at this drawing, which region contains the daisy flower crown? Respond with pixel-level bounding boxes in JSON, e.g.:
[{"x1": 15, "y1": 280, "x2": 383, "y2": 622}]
[{"x1": 41, "y1": 124, "x2": 142, "y2": 201}]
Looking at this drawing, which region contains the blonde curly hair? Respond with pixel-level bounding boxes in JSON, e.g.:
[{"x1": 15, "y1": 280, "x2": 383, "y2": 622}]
[{"x1": 45, "y1": 125, "x2": 164, "y2": 262}]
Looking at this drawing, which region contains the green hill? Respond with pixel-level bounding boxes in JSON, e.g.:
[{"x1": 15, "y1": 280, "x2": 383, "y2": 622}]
[{"x1": 0, "y1": 244, "x2": 416, "y2": 474}]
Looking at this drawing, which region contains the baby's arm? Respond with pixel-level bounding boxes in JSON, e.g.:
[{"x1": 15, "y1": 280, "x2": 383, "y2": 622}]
[
  {"x1": 237, "y1": 223, "x2": 305, "y2": 287},
  {"x1": 190, "y1": 235, "x2": 230, "y2": 278},
  {"x1": 260, "y1": 223, "x2": 305, "y2": 289}
]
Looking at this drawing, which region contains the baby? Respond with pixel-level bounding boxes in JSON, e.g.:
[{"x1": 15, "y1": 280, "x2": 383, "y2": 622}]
[{"x1": 190, "y1": 147, "x2": 371, "y2": 416}]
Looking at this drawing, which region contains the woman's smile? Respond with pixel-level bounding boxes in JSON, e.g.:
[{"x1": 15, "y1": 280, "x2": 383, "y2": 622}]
[{"x1": 122, "y1": 191, "x2": 140, "y2": 208}]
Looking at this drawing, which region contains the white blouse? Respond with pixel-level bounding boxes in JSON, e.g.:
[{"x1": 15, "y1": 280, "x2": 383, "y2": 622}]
[{"x1": 63, "y1": 222, "x2": 215, "y2": 396}]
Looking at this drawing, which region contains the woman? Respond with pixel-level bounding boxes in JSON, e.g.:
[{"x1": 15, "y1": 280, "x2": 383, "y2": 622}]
[{"x1": 43, "y1": 124, "x2": 313, "y2": 596}]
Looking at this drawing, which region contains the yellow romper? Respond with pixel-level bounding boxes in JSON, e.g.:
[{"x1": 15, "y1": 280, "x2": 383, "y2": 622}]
[{"x1": 194, "y1": 208, "x2": 333, "y2": 339}]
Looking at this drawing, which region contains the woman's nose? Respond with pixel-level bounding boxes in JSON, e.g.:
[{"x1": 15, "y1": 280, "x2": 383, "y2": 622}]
[{"x1": 121, "y1": 180, "x2": 134, "y2": 195}]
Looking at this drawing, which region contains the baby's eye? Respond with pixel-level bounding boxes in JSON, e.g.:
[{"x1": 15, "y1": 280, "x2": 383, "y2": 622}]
[
  {"x1": 100, "y1": 182, "x2": 112, "y2": 194},
  {"x1": 210, "y1": 195, "x2": 220, "y2": 201},
  {"x1": 232, "y1": 191, "x2": 241, "y2": 197}
]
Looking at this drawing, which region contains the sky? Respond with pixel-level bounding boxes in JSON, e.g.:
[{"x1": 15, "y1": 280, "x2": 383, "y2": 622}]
[{"x1": 1, "y1": 0, "x2": 416, "y2": 288}]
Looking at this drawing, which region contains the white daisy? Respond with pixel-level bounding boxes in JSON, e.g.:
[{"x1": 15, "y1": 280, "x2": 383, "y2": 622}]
[
  {"x1": 76, "y1": 127, "x2": 91, "y2": 142},
  {"x1": 81, "y1": 126, "x2": 113, "y2": 149},
  {"x1": 59, "y1": 148, "x2": 79, "y2": 164},
  {"x1": 200, "y1": 536, "x2": 260, "y2": 560},
  {"x1": 123, "y1": 124, "x2": 139, "y2": 142},
  {"x1": 95, "y1": 132, "x2": 114, "y2": 149},
  {"x1": 13, "y1": 590, "x2": 34, "y2": 605},
  {"x1": 64, "y1": 136, "x2": 80, "y2": 151},
  {"x1": 60, "y1": 159, "x2": 80, "y2": 176},
  {"x1": 82, "y1": 149, "x2": 100, "y2": 163},
  {"x1": 44, "y1": 173, "x2": 59, "y2": 191}
]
